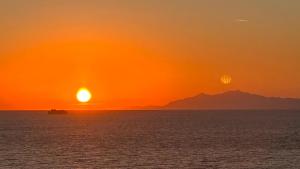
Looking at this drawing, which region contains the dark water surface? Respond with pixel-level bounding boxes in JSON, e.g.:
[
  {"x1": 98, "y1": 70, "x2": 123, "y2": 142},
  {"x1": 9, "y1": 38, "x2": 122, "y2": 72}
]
[{"x1": 0, "y1": 110, "x2": 300, "y2": 168}]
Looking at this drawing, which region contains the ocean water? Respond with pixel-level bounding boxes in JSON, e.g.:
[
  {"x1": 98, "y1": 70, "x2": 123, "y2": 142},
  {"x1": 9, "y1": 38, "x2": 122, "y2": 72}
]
[{"x1": 0, "y1": 110, "x2": 300, "y2": 169}]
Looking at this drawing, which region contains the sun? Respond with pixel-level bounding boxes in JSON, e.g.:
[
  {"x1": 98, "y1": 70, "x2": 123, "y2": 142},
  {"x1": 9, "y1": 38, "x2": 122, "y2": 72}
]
[{"x1": 76, "y1": 88, "x2": 92, "y2": 103}]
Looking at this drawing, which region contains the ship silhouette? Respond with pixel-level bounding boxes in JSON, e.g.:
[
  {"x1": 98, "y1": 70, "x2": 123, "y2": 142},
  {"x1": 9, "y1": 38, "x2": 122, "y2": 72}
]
[{"x1": 48, "y1": 109, "x2": 68, "y2": 115}]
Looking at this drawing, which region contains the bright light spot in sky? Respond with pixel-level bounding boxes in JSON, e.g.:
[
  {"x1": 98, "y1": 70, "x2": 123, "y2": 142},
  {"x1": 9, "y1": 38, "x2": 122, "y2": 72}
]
[
  {"x1": 76, "y1": 88, "x2": 92, "y2": 103},
  {"x1": 221, "y1": 75, "x2": 232, "y2": 85}
]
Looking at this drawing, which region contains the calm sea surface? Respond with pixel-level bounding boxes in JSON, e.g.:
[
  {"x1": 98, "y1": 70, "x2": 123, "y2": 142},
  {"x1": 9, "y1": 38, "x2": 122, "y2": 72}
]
[{"x1": 0, "y1": 110, "x2": 300, "y2": 169}]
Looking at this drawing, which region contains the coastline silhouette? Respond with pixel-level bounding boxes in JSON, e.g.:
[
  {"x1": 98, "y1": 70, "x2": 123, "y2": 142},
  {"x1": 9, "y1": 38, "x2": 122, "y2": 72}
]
[{"x1": 164, "y1": 90, "x2": 300, "y2": 110}]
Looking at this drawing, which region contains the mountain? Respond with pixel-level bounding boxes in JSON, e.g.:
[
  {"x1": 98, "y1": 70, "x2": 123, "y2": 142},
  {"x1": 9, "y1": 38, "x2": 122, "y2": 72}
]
[{"x1": 164, "y1": 90, "x2": 300, "y2": 110}]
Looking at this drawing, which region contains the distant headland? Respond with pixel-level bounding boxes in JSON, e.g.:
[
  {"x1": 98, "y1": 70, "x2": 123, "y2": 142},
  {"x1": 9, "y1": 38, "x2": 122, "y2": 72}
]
[{"x1": 163, "y1": 90, "x2": 300, "y2": 110}]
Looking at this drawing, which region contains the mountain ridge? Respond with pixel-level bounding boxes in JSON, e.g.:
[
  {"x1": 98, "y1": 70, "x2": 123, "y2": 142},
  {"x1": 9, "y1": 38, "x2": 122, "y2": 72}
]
[{"x1": 164, "y1": 90, "x2": 300, "y2": 110}]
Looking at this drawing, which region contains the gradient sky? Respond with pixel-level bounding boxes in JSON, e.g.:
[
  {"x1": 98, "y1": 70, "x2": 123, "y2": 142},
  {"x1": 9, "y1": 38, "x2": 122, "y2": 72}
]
[{"x1": 1, "y1": 0, "x2": 300, "y2": 109}]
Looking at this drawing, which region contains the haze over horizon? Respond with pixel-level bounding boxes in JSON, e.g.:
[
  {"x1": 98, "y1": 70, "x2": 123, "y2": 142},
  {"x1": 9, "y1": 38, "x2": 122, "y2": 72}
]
[{"x1": 1, "y1": 0, "x2": 300, "y2": 109}]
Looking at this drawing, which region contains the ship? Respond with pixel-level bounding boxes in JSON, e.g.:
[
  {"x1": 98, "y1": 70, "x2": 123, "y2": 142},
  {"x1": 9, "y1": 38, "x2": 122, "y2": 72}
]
[{"x1": 48, "y1": 109, "x2": 68, "y2": 115}]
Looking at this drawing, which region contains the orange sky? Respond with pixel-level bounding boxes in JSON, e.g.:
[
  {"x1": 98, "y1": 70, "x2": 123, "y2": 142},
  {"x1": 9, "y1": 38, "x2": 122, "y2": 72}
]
[{"x1": 1, "y1": 0, "x2": 300, "y2": 109}]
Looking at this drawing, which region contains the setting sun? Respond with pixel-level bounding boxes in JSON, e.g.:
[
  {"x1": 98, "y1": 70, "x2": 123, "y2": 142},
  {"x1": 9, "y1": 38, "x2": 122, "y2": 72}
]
[{"x1": 76, "y1": 88, "x2": 92, "y2": 103}]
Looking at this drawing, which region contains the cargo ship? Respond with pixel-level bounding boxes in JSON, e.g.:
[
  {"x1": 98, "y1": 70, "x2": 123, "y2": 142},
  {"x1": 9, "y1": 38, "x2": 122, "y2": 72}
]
[{"x1": 48, "y1": 109, "x2": 68, "y2": 115}]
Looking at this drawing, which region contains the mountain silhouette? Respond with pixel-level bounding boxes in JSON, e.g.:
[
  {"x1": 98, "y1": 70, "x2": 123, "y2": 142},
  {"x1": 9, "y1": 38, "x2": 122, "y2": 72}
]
[{"x1": 164, "y1": 90, "x2": 300, "y2": 110}]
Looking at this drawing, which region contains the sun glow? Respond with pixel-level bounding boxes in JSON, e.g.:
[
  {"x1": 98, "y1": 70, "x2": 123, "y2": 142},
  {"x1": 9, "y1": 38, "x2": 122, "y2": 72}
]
[{"x1": 76, "y1": 88, "x2": 92, "y2": 103}]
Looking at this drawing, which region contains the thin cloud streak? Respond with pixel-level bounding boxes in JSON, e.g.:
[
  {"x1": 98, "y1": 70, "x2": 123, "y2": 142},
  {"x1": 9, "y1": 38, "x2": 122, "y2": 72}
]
[{"x1": 235, "y1": 19, "x2": 249, "y2": 22}]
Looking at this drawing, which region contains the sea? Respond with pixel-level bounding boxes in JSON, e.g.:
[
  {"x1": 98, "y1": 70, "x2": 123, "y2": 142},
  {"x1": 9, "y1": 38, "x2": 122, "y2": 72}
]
[{"x1": 0, "y1": 110, "x2": 299, "y2": 169}]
